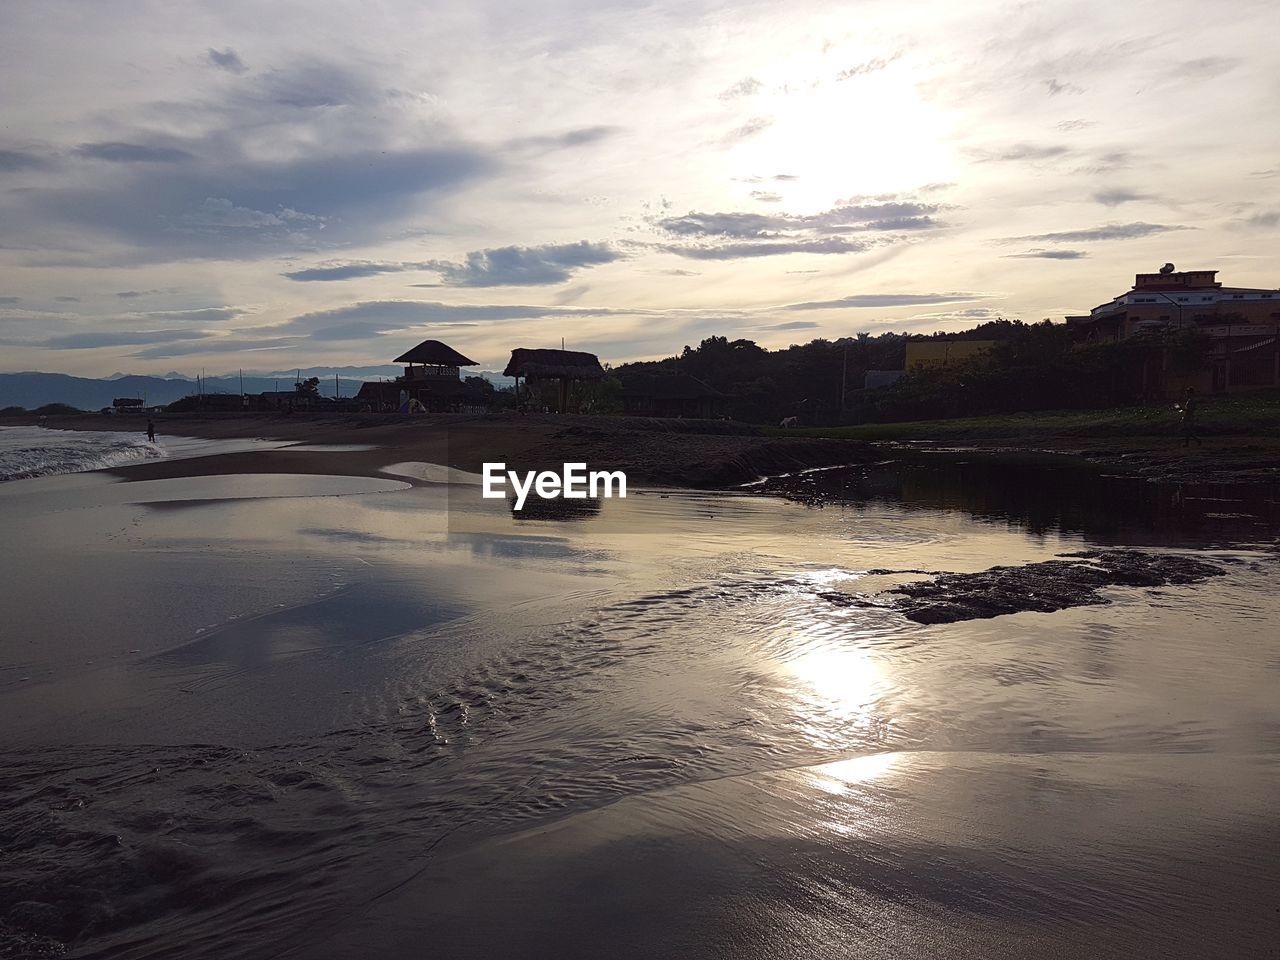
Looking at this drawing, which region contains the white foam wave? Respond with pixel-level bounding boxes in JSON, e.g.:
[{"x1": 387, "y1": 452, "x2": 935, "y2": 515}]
[{"x1": 0, "y1": 426, "x2": 167, "y2": 481}]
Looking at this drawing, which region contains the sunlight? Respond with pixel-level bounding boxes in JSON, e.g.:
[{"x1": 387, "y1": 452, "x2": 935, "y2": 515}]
[
  {"x1": 788, "y1": 645, "x2": 884, "y2": 716},
  {"x1": 815, "y1": 751, "x2": 901, "y2": 790},
  {"x1": 726, "y1": 62, "x2": 956, "y2": 208}
]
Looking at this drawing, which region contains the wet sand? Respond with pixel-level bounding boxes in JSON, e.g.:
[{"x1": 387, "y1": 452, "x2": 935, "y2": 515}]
[
  {"x1": 2, "y1": 433, "x2": 1278, "y2": 958},
  {"x1": 307, "y1": 751, "x2": 1280, "y2": 960},
  {"x1": 28, "y1": 412, "x2": 872, "y2": 488}
]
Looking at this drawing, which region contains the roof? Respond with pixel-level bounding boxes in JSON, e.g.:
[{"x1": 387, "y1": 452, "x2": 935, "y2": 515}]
[
  {"x1": 393, "y1": 339, "x2": 478, "y2": 366},
  {"x1": 112, "y1": 397, "x2": 144, "y2": 406},
  {"x1": 621, "y1": 373, "x2": 721, "y2": 400},
  {"x1": 357, "y1": 378, "x2": 469, "y2": 399},
  {"x1": 503, "y1": 348, "x2": 606, "y2": 380}
]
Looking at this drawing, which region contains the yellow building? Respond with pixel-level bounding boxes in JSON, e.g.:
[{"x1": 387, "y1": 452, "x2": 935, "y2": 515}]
[{"x1": 904, "y1": 340, "x2": 998, "y2": 370}]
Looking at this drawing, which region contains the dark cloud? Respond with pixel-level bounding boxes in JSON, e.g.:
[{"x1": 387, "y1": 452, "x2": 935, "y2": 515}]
[
  {"x1": 758, "y1": 320, "x2": 820, "y2": 331},
  {"x1": 42, "y1": 329, "x2": 213, "y2": 349},
  {"x1": 663, "y1": 237, "x2": 876, "y2": 259},
  {"x1": 1004, "y1": 249, "x2": 1089, "y2": 259},
  {"x1": 3, "y1": 61, "x2": 498, "y2": 262},
  {"x1": 785, "y1": 293, "x2": 984, "y2": 310},
  {"x1": 25, "y1": 145, "x2": 491, "y2": 259},
  {"x1": 0, "y1": 296, "x2": 20, "y2": 304},
  {"x1": 282, "y1": 261, "x2": 419, "y2": 282},
  {"x1": 837, "y1": 54, "x2": 898, "y2": 80},
  {"x1": 139, "y1": 307, "x2": 244, "y2": 322},
  {"x1": 973, "y1": 142, "x2": 1071, "y2": 162},
  {"x1": 1044, "y1": 78, "x2": 1082, "y2": 96},
  {"x1": 423, "y1": 241, "x2": 622, "y2": 287},
  {"x1": 254, "y1": 61, "x2": 383, "y2": 109},
  {"x1": 272, "y1": 299, "x2": 626, "y2": 340},
  {"x1": 652, "y1": 199, "x2": 945, "y2": 260},
  {"x1": 54, "y1": 296, "x2": 80, "y2": 302},
  {"x1": 207, "y1": 48, "x2": 248, "y2": 74},
  {"x1": 1241, "y1": 211, "x2": 1280, "y2": 228},
  {"x1": 719, "y1": 77, "x2": 761, "y2": 100},
  {"x1": 1000, "y1": 222, "x2": 1187, "y2": 243},
  {"x1": 1093, "y1": 189, "x2": 1154, "y2": 206},
  {"x1": 509, "y1": 126, "x2": 619, "y2": 151},
  {"x1": 74, "y1": 142, "x2": 194, "y2": 163},
  {"x1": 1079, "y1": 151, "x2": 1135, "y2": 174},
  {"x1": 1174, "y1": 57, "x2": 1241, "y2": 79},
  {"x1": 723, "y1": 117, "x2": 772, "y2": 142},
  {"x1": 656, "y1": 202, "x2": 944, "y2": 239},
  {"x1": 0, "y1": 149, "x2": 53, "y2": 172}
]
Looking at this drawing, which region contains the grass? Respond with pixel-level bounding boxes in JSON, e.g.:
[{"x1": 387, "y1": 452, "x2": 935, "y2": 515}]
[{"x1": 763, "y1": 392, "x2": 1280, "y2": 443}]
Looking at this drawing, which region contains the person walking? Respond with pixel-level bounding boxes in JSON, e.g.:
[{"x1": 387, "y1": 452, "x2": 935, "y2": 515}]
[
  {"x1": 146, "y1": 419, "x2": 156, "y2": 443},
  {"x1": 1178, "y1": 387, "x2": 1201, "y2": 448}
]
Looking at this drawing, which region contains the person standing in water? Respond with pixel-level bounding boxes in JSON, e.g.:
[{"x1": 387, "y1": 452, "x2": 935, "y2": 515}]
[
  {"x1": 146, "y1": 419, "x2": 156, "y2": 443},
  {"x1": 1178, "y1": 387, "x2": 1201, "y2": 448}
]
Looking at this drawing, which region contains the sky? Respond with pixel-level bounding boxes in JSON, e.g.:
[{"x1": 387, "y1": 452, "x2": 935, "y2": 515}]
[{"x1": 1, "y1": 0, "x2": 1277, "y2": 377}]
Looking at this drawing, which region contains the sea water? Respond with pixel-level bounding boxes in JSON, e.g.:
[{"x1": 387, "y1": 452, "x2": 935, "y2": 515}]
[{"x1": 0, "y1": 424, "x2": 162, "y2": 481}]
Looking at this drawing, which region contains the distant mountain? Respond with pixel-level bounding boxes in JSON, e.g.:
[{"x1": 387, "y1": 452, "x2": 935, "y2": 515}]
[
  {"x1": 0, "y1": 372, "x2": 363, "y2": 410},
  {"x1": 0, "y1": 368, "x2": 513, "y2": 411}
]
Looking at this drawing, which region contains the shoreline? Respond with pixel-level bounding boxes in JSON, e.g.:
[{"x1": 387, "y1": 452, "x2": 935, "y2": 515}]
[{"x1": 5, "y1": 410, "x2": 1279, "y2": 489}]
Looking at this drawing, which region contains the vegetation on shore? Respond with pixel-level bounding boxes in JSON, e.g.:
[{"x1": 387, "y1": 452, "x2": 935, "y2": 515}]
[{"x1": 763, "y1": 392, "x2": 1280, "y2": 443}]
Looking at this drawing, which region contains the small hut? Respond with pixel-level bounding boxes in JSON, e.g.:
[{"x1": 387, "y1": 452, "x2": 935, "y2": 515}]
[
  {"x1": 357, "y1": 339, "x2": 478, "y2": 412},
  {"x1": 503, "y1": 348, "x2": 606, "y2": 413}
]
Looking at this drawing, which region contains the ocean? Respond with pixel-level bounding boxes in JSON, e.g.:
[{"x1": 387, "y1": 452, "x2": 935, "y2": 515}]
[{"x1": 0, "y1": 424, "x2": 163, "y2": 482}]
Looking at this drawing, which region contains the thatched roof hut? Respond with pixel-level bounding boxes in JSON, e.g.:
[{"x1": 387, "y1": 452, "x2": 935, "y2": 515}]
[
  {"x1": 393, "y1": 340, "x2": 478, "y2": 366},
  {"x1": 503, "y1": 348, "x2": 607, "y2": 413},
  {"x1": 503, "y1": 348, "x2": 606, "y2": 381}
]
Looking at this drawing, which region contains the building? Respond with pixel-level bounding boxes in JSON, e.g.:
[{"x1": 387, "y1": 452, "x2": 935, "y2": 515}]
[
  {"x1": 904, "y1": 340, "x2": 998, "y2": 370},
  {"x1": 1066, "y1": 265, "x2": 1280, "y2": 394},
  {"x1": 112, "y1": 397, "x2": 145, "y2": 413},
  {"x1": 503, "y1": 348, "x2": 606, "y2": 413},
  {"x1": 356, "y1": 339, "x2": 478, "y2": 412},
  {"x1": 621, "y1": 373, "x2": 723, "y2": 419}
]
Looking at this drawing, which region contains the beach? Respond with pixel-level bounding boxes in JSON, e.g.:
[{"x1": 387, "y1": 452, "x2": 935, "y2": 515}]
[{"x1": 1, "y1": 423, "x2": 1278, "y2": 958}]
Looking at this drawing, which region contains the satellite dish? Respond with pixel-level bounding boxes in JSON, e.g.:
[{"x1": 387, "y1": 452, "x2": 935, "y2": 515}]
[{"x1": 1159, "y1": 262, "x2": 1175, "y2": 275}]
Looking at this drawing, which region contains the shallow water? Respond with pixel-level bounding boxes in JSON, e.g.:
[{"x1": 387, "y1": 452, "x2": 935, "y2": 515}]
[{"x1": 0, "y1": 454, "x2": 1277, "y2": 957}]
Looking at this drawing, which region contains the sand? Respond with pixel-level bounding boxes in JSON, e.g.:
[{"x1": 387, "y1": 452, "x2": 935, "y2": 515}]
[{"x1": 2, "y1": 427, "x2": 1278, "y2": 959}]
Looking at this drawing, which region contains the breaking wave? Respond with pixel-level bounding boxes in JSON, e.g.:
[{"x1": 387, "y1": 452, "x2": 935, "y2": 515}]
[{"x1": 0, "y1": 426, "x2": 164, "y2": 481}]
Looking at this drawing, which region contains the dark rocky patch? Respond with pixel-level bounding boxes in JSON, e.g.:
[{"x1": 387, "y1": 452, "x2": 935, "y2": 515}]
[{"x1": 836, "y1": 550, "x2": 1227, "y2": 624}]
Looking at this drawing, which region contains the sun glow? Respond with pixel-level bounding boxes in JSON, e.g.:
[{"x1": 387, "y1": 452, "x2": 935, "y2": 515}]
[
  {"x1": 725, "y1": 61, "x2": 956, "y2": 210},
  {"x1": 788, "y1": 645, "x2": 885, "y2": 716}
]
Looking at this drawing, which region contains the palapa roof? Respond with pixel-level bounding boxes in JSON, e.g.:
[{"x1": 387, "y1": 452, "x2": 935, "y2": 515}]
[
  {"x1": 393, "y1": 339, "x2": 478, "y2": 366},
  {"x1": 503, "y1": 348, "x2": 606, "y2": 380},
  {"x1": 621, "y1": 373, "x2": 721, "y2": 400}
]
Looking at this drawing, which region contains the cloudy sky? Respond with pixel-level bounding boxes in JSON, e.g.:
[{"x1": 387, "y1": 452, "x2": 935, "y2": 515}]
[{"x1": 1, "y1": 0, "x2": 1276, "y2": 376}]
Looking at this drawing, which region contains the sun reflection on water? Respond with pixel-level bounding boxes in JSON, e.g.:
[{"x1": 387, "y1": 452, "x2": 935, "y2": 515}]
[{"x1": 789, "y1": 645, "x2": 884, "y2": 717}]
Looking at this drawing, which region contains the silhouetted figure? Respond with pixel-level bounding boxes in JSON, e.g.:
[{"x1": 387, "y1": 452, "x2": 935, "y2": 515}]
[
  {"x1": 146, "y1": 419, "x2": 156, "y2": 442},
  {"x1": 1178, "y1": 387, "x2": 1201, "y2": 448}
]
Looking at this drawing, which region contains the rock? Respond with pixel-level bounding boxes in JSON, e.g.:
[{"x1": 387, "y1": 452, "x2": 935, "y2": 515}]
[{"x1": 840, "y1": 549, "x2": 1226, "y2": 624}]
